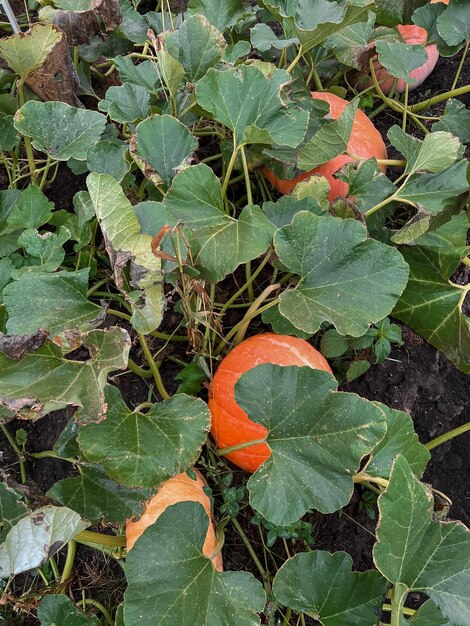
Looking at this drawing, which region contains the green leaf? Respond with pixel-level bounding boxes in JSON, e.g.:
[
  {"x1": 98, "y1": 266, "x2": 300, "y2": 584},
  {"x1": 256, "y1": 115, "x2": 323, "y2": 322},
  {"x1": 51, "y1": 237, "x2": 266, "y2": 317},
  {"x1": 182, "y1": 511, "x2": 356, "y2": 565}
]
[
  {"x1": 0, "y1": 328, "x2": 130, "y2": 424},
  {"x1": 345, "y1": 359, "x2": 371, "y2": 382},
  {"x1": 0, "y1": 23, "x2": 61, "y2": 79},
  {"x1": 133, "y1": 115, "x2": 198, "y2": 186},
  {"x1": 0, "y1": 483, "x2": 28, "y2": 544},
  {"x1": 98, "y1": 83, "x2": 150, "y2": 123},
  {"x1": 113, "y1": 56, "x2": 159, "y2": 92},
  {"x1": 12, "y1": 227, "x2": 70, "y2": 276},
  {"x1": 124, "y1": 501, "x2": 266, "y2": 626},
  {"x1": 117, "y1": 0, "x2": 148, "y2": 44},
  {"x1": 337, "y1": 159, "x2": 396, "y2": 213},
  {"x1": 38, "y1": 595, "x2": 100, "y2": 626},
  {"x1": 5, "y1": 185, "x2": 54, "y2": 233},
  {"x1": 0, "y1": 506, "x2": 88, "y2": 578},
  {"x1": 432, "y1": 99, "x2": 470, "y2": 144},
  {"x1": 187, "y1": 0, "x2": 248, "y2": 30},
  {"x1": 437, "y1": 0, "x2": 470, "y2": 47},
  {"x1": 261, "y1": 0, "x2": 372, "y2": 53},
  {"x1": 406, "y1": 600, "x2": 452, "y2": 625},
  {"x1": 261, "y1": 305, "x2": 313, "y2": 339},
  {"x1": 261, "y1": 195, "x2": 326, "y2": 229},
  {"x1": 235, "y1": 364, "x2": 386, "y2": 525},
  {"x1": 326, "y1": 13, "x2": 375, "y2": 69},
  {"x1": 4, "y1": 269, "x2": 101, "y2": 336},
  {"x1": 412, "y1": 4, "x2": 461, "y2": 57},
  {"x1": 320, "y1": 328, "x2": 349, "y2": 358},
  {"x1": 87, "y1": 173, "x2": 164, "y2": 335},
  {"x1": 298, "y1": 100, "x2": 357, "y2": 170},
  {"x1": 373, "y1": 455, "x2": 470, "y2": 625},
  {"x1": 155, "y1": 50, "x2": 185, "y2": 96},
  {"x1": 0, "y1": 114, "x2": 20, "y2": 151},
  {"x1": 196, "y1": 64, "x2": 309, "y2": 148},
  {"x1": 47, "y1": 464, "x2": 151, "y2": 524},
  {"x1": 78, "y1": 385, "x2": 210, "y2": 488},
  {"x1": 274, "y1": 212, "x2": 410, "y2": 336},
  {"x1": 175, "y1": 361, "x2": 207, "y2": 395},
  {"x1": 169, "y1": 14, "x2": 226, "y2": 82},
  {"x1": 393, "y1": 212, "x2": 470, "y2": 373},
  {"x1": 250, "y1": 23, "x2": 299, "y2": 51},
  {"x1": 273, "y1": 551, "x2": 387, "y2": 626},
  {"x1": 86, "y1": 140, "x2": 130, "y2": 181},
  {"x1": 375, "y1": 40, "x2": 428, "y2": 83},
  {"x1": 14, "y1": 101, "x2": 106, "y2": 161},
  {"x1": 366, "y1": 403, "x2": 430, "y2": 479}
]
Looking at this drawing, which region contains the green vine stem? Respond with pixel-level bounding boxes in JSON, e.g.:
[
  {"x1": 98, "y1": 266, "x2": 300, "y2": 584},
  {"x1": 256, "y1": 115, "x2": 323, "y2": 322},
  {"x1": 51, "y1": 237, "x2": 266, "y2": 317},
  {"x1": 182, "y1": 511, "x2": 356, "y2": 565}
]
[
  {"x1": 60, "y1": 539, "x2": 76, "y2": 584},
  {"x1": 391, "y1": 583, "x2": 409, "y2": 626},
  {"x1": 233, "y1": 284, "x2": 281, "y2": 347},
  {"x1": 17, "y1": 78, "x2": 37, "y2": 182},
  {"x1": 353, "y1": 473, "x2": 389, "y2": 489},
  {"x1": 75, "y1": 530, "x2": 126, "y2": 548},
  {"x1": 451, "y1": 40, "x2": 469, "y2": 91},
  {"x1": 425, "y1": 420, "x2": 470, "y2": 451},
  {"x1": 231, "y1": 517, "x2": 270, "y2": 586},
  {"x1": 382, "y1": 603, "x2": 414, "y2": 617},
  {"x1": 137, "y1": 333, "x2": 170, "y2": 400},
  {"x1": 29, "y1": 450, "x2": 78, "y2": 463},
  {"x1": 77, "y1": 599, "x2": 114, "y2": 626},
  {"x1": 107, "y1": 308, "x2": 188, "y2": 341},
  {"x1": 216, "y1": 438, "x2": 266, "y2": 457},
  {"x1": 409, "y1": 83, "x2": 470, "y2": 113},
  {"x1": 1, "y1": 424, "x2": 27, "y2": 483}
]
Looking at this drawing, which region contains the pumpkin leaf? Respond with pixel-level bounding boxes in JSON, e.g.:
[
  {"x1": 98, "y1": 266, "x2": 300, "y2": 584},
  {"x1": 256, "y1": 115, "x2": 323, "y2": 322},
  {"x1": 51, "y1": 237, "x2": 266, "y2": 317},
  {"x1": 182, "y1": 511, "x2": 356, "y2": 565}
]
[
  {"x1": 274, "y1": 212, "x2": 410, "y2": 336},
  {"x1": 336, "y1": 159, "x2": 396, "y2": 213},
  {"x1": 0, "y1": 328, "x2": 130, "y2": 424},
  {"x1": 195, "y1": 64, "x2": 309, "y2": 148},
  {"x1": 86, "y1": 141, "x2": 130, "y2": 181},
  {"x1": 375, "y1": 40, "x2": 428, "y2": 84},
  {"x1": 272, "y1": 551, "x2": 387, "y2": 626},
  {"x1": 133, "y1": 115, "x2": 198, "y2": 186},
  {"x1": 3, "y1": 269, "x2": 101, "y2": 336},
  {"x1": 38, "y1": 595, "x2": 100, "y2": 626},
  {"x1": 0, "y1": 506, "x2": 88, "y2": 578},
  {"x1": 14, "y1": 101, "x2": 106, "y2": 161},
  {"x1": 235, "y1": 364, "x2": 386, "y2": 525},
  {"x1": 250, "y1": 23, "x2": 299, "y2": 52},
  {"x1": 437, "y1": 0, "x2": 470, "y2": 47},
  {"x1": 0, "y1": 114, "x2": 20, "y2": 151},
  {"x1": 87, "y1": 173, "x2": 164, "y2": 335},
  {"x1": 365, "y1": 403, "x2": 430, "y2": 479},
  {"x1": 186, "y1": 0, "x2": 249, "y2": 30},
  {"x1": 431, "y1": 99, "x2": 470, "y2": 144},
  {"x1": 78, "y1": 385, "x2": 210, "y2": 488},
  {"x1": 297, "y1": 100, "x2": 357, "y2": 170},
  {"x1": 0, "y1": 23, "x2": 61, "y2": 79},
  {"x1": 393, "y1": 212, "x2": 470, "y2": 374},
  {"x1": 47, "y1": 464, "x2": 152, "y2": 524},
  {"x1": 123, "y1": 501, "x2": 266, "y2": 626},
  {"x1": 325, "y1": 13, "x2": 375, "y2": 69},
  {"x1": 10, "y1": 227, "x2": 70, "y2": 277},
  {"x1": 98, "y1": 83, "x2": 150, "y2": 124},
  {"x1": 4, "y1": 185, "x2": 54, "y2": 233},
  {"x1": 374, "y1": 455, "x2": 470, "y2": 626},
  {"x1": 412, "y1": 4, "x2": 461, "y2": 57},
  {"x1": 0, "y1": 483, "x2": 28, "y2": 544},
  {"x1": 406, "y1": 600, "x2": 452, "y2": 625}
]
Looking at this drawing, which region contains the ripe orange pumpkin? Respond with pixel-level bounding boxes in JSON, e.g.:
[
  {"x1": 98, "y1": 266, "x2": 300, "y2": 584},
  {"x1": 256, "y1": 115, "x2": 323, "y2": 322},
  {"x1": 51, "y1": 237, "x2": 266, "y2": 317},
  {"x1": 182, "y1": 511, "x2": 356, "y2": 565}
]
[
  {"x1": 262, "y1": 91, "x2": 387, "y2": 202},
  {"x1": 353, "y1": 25, "x2": 439, "y2": 95},
  {"x1": 126, "y1": 469, "x2": 223, "y2": 571},
  {"x1": 209, "y1": 333, "x2": 333, "y2": 473},
  {"x1": 430, "y1": 0, "x2": 449, "y2": 3}
]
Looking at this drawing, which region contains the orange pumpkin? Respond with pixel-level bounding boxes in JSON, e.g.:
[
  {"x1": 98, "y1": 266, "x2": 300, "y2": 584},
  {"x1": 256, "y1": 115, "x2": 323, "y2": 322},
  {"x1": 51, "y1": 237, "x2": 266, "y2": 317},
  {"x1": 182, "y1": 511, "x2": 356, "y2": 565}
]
[
  {"x1": 126, "y1": 469, "x2": 223, "y2": 571},
  {"x1": 430, "y1": 0, "x2": 449, "y2": 3},
  {"x1": 209, "y1": 333, "x2": 332, "y2": 473},
  {"x1": 353, "y1": 25, "x2": 439, "y2": 95},
  {"x1": 262, "y1": 91, "x2": 387, "y2": 202}
]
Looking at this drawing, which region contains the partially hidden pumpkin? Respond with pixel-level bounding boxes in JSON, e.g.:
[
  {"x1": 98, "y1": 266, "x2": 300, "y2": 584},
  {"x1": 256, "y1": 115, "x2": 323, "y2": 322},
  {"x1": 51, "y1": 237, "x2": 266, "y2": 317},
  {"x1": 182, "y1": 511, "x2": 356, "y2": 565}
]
[
  {"x1": 126, "y1": 469, "x2": 223, "y2": 571},
  {"x1": 209, "y1": 333, "x2": 333, "y2": 473},
  {"x1": 262, "y1": 91, "x2": 388, "y2": 202},
  {"x1": 353, "y1": 25, "x2": 439, "y2": 95}
]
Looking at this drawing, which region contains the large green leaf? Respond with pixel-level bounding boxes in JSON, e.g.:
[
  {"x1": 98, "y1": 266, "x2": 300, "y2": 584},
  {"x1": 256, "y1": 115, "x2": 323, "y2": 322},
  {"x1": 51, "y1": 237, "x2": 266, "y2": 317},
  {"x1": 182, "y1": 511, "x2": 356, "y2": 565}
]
[
  {"x1": 78, "y1": 385, "x2": 210, "y2": 488},
  {"x1": 3, "y1": 269, "x2": 101, "y2": 337},
  {"x1": 38, "y1": 595, "x2": 100, "y2": 626},
  {"x1": 0, "y1": 506, "x2": 88, "y2": 578},
  {"x1": 406, "y1": 600, "x2": 452, "y2": 625},
  {"x1": 133, "y1": 115, "x2": 198, "y2": 186},
  {"x1": 86, "y1": 140, "x2": 130, "y2": 181},
  {"x1": 47, "y1": 464, "x2": 151, "y2": 524},
  {"x1": 437, "y1": 0, "x2": 470, "y2": 47},
  {"x1": 274, "y1": 212, "x2": 409, "y2": 336},
  {"x1": 124, "y1": 501, "x2": 266, "y2": 626},
  {"x1": 195, "y1": 64, "x2": 309, "y2": 148},
  {"x1": 431, "y1": 99, "x2": 470, "y2": 144},
  {"x1": 0, "y1": 483, "x2": 28, "y2": 544},
  {"x1": 375, "y1": 40, "x2": 428, "y2": 83},
  {"x1": 374, "y1": 456, "x2": 470, "y2": 626},
  {"x1": 273, "y1": 551, "x2": 387, "y2": 626},
  {"x1": 0, "y1": 328, "x2": 130, "y2": 424},
  {"x1": 393, "y1": 213, "x2": 470, "y2": 374},
  {"x1": 168, "y1": 14, "x2": 226, "y2": 82},
  {"x1": 297, "y1": 100, "x2": 357, "y2": 170},
  {"x1": 11, "y1": 227, "x2": 70, "y2": 276},
  {"x1": 337, "y1": 159, "x2": 396, "y2": 213},
  {"x1": 0, "y1": 114, "x2": 19, "y2": 151},
  {"x1": 187, "y1": 0, "x2": 249, "y2": 30},
  {"x1": 325, "y1": 13, "x2": 375, "y2": 68},
  {"x1": 412, "y1": 3, "x2": 460, "y2": 57},
  {"x1": 98, "y1": 83, "x2": 150, "y2": 123},
  {"x1": 0, "y1": 23, "x2": 61, "y2": 79},
  {"x1": 4, "y1": 185, "x2": 54, "y2": 233},
  {"x1": 366, "y1": 403, "x2": 430, "y2": 479},
  {"x1": 261, "y1": 0, "x2": 372, "y2": 52},
  {"x1": 14, "y1": 101, "x2": 106, "y2": 161},
  {"x1": 234, "y1": 364, "x2": 386, "y2": 525},
  {"x1": 87, "y1": 173, "x2": 164, "y2": 334}
]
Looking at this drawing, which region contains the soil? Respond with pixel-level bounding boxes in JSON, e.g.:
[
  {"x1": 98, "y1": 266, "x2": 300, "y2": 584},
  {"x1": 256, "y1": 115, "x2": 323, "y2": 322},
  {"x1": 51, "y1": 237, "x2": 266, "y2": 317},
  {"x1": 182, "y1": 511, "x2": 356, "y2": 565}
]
[{"x1": 0, "y1": 11, "x2": 469, "y2": 626}]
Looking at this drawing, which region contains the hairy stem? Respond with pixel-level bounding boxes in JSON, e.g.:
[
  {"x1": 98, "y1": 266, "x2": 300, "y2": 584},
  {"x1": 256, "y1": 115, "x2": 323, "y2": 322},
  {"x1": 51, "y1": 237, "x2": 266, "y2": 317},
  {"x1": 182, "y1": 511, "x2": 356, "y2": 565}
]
[{"x1": 425, "y1": 421, "x2": 470, "y2": 451}]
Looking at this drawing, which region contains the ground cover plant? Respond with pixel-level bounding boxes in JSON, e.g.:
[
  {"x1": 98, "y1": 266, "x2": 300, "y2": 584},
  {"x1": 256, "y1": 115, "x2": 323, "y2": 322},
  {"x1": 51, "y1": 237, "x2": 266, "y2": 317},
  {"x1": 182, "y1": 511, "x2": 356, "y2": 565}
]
[{"x1": 0, "y1": 0, "x2": 469, "y2": 624}]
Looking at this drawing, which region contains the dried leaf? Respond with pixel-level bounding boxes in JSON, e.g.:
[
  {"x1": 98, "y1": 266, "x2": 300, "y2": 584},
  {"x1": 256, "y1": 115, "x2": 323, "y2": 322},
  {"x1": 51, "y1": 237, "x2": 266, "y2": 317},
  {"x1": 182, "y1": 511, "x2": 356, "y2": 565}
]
[{"x1": 0, "y1": 329, "x2": 49, "y2": 360}]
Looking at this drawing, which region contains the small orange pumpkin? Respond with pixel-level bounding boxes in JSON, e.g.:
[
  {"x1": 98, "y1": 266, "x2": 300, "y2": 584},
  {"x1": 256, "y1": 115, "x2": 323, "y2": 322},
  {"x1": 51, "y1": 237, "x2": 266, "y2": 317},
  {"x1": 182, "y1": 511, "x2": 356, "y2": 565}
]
[
  {"x1": 209, "y1": 333, "x2": 332, "y2": 473},
  {"x1": 262, "y1": 91, "x2": 387, "y2": 202},
  {"x1": 126, "y1": 470, "x2": 223, "y2": 571}
]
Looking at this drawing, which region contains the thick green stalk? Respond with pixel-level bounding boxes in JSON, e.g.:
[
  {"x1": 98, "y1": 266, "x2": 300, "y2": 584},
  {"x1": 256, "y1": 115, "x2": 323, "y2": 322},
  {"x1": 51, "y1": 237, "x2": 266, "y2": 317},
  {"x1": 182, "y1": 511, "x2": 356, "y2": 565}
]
[{"x1": 425, "y1": 421, "x2": 470, "y2": 451}]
